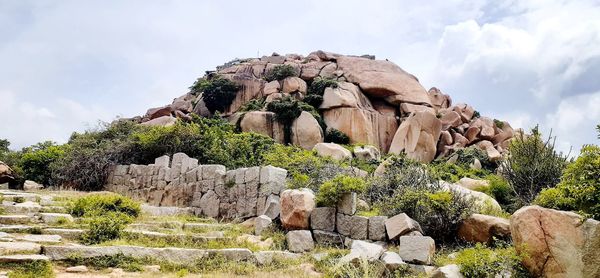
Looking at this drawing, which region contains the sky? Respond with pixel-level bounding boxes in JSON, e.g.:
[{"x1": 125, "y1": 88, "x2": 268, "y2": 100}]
[{"x1": 1, "y1": 0, "x2": 599, "y2": 155}]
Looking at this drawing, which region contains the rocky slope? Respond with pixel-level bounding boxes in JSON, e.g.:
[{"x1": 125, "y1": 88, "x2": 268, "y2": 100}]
[{"x1": 138, "y1": 50, "x2": 515, "y2": 163}]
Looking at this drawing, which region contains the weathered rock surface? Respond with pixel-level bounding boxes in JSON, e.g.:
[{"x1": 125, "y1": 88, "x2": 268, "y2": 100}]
[
  {"x1": 511, "y1": 206, "x2": 600, "y2": 278},
  {"x1": 389, "y1": 111, "x2": 442, "y2": 163},
  {"x1": 0, "y1": 162, "x2": 14, "y2": 184},
  {"x1": 240, "y1": 111, "x2": 285, "y2": 144},
  {"x1": 385, "y1": 213, "x2": 423, "y2": 240},
  {"x1": 291, "y1": 111, "x2": 324, "y2": 150},
  {"x1": 381, "y1": 251, "x2": 406, "y2": 271},
  {"x1": 313, "y1": 143, "x2": 352, "y2": 161},
  {"x1": 458, "y1": 214, "x2": 510, "y2": 244},
  {"x1": 286, "y1": 230, "x2": 314, "y2": 253},
  {"x1": 280, "y1": 189, "x2": 315, "y2": 230},
  {"x1": 310, "y1": 207, "x2": 336, "y2": 232},
  {"x1": 398, "y1": 236, "x2": 435, "y2": 265}
]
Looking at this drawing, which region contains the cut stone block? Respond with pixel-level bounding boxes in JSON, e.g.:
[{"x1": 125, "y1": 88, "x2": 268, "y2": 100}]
[
  {"x1": 398, "y1": 236, "x2": 435, "y2": 265},
  {"x1": 286, "y1": 230, "x2": 314, "y2": 253},
  {"x1": 310, "y1": 207, "x2": 336, "y2": 232},
  {"x1": 385, "y1": 213, "x2": 423, "y2": 240}
]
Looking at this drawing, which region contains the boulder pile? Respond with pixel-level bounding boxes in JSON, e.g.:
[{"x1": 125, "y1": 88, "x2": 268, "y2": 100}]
[{"x1": 136, "y1": 51, "x2": 515, "y2": 163}]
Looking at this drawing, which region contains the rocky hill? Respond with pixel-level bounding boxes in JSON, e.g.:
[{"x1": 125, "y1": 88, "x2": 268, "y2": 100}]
[{"x1": 137, "y1": 50, "x2": 515, "y2": 163}]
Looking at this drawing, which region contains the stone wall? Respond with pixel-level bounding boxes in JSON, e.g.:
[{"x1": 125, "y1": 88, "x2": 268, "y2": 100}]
[{"x1": 106, "y1": 153, "x2": 287, "y2": 220}]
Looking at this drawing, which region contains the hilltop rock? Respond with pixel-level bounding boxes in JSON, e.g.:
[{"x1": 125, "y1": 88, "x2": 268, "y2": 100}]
[
  {"x1": 291, "y1": 111, "x2": 324, "y2": 150},
  {"x1": 0, "y1": 161, "x2": 15, "y2": 184},
  {"x1": 389, "y1": 110, "x2": 442, "y2": 163}
]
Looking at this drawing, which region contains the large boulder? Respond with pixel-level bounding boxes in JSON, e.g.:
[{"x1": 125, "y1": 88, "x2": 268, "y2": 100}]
[
  {"x1": 389, "y1": 110, "x2": 442, "y2": 163},
  {"x1": 427, "y1": 87, "x2": 452, "y2": 110},
  {"x1": 336, "y1": 56, "x2": 432, "y2": 106},
  {"x1": 0, "y1": 161, "x2": 15, "y2": 184},
  {"x1": 385, "y1": 213, "x2": 423, "y2": 241},
  {"x1": 141, "y1": 116, "x2": 177, "y2": 127},
  {"x1": 286, "y1": 230, "x2": 314, "y2": 253},
  {"x1": 240, "y1": 111, "x2": 285, "y2": 144},
  {"x1": 442, "y1": 182, "x2": 502, "y2": 213},
  {"x1": 145, "y1": 106, "x2": 172, "y2": 120},
  {"x1": 291, "y1": 111, "x2": 324, "y2": 150},
  {"x1": 319, "y1": 81, "x2": 373, "y2": 110},
  {"x1": 312, "y1": 143, "x2": 352, "y2": 161},
  {"x1": 510, "y1": 206, "x2": 600, "y2": 278},
  {"x1": 280, "y1": 189, "x2": 315, "y2": 230},
  {"x1": 458, "y1": 214, "x2": 510, "y2": 244}
]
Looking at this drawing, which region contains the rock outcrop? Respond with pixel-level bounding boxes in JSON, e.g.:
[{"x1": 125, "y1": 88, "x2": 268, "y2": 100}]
[
  {"x1": 510, "y1": 206, "x2": 600, "y2": 278},
  {"x1": 0, "y1": 161, "x2": 15, "y2": 184},
  {"x1": 135, "y1": 51, "x2": 514, "y2": 162}
]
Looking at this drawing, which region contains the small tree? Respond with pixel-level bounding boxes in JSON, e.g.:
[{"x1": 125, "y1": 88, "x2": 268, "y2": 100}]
[
  {"x1": 500, "y1": 126, "x2": 568, "y2": 205},
  {"x1": 0, "y1": 139, "x2": 9, "y2": 154},
  {"x1": 190, "y1": 76, "x2": 240, "y2": 113},
  {"x1": 264, "y1": 65, "x2": 298, "y2": 81}
]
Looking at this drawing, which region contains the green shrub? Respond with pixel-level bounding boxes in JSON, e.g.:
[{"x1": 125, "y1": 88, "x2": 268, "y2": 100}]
[
  {"x1": 325, "y1": 128, "x2": 350, "y2": 145},
  {"x1": 69, "y1": 193, "x2": 140, "y2": 218},
  {"x1": 535, "y1": 145, "x2": 600, "y2": 219},
  {"x1": 264, "y1": 65, "x2": 298, "y2": 81},
  {"x1": 369, "y1": 155, "x2": 474, "y2": 243},
  {"x1": 453, "y1": 244, "x2": 529, "y2": 278},
  {"x1": 238, "y1": 98, "x2": 266, "y2": 112},
  {"x1": 65, "y1": 253, "x2": 143, "y2": 271},
  {"x1": 472, "y1": 110, "x2": 481, "y2": 119},
  {"x1": 19, "y1": 142, "x2": 65, "y2": 186},
  {"x1": 190, "y1": 76, "x2": 240, "y2": 113},
  {"x1": 428, "y1": 162, "x2": 490, "y2": 183},
  {"x1": 494, "y1": 119, "x2": 504, "y2": 129},
  {"x1": 82, "y1": 211, "x2": 133, "y2": 245},
  {"x1": 303, "y1": 94, "x2": 324, "y2": 108},
  {"x1": 316, "y1": 174, "x2": 367, "y2": 206},
  {"x1": 308, "y1": 77, "x2": 338, "y2": 96},
  {"x1": 443, "y1": 146, "x2": 496, "y2": 172},
  {"x1": 500, "y1": 126, "x2": 569, "y2": 205},
  {"x1": 479, "y1": 175, "x2": 518, "y2": 212},
  {"x1": 0, "y1": 260, "x2": 54, "y2": 278},
  {"x1": 266, "y1": 97, "x2": 303, "y2": 143}
]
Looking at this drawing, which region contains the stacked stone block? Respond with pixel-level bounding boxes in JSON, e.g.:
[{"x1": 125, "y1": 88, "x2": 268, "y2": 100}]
[{"x1": 106, "y1": 153, "x2": 287, "y2": 220}]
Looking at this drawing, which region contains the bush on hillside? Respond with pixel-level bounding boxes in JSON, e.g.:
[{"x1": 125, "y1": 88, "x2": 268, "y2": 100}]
[
  {"x1": 442, "y1": 146, "x2": 496, "y2": 172},
  {"x1": 368, "y1": 155, "x2": 474, "y2": 243},
  {"x1": 18, "y1": 141, "x2": 65, "y2": 186},
  {"x1": 81, "y1": 211, "x2": 132, "y2": 245},
  {"x1": 190, "y1": 76, "x2": 240, "y2": 113},
  {"x1": 451, "y1": 243, "x2": 529, "y2": 278},
  {"x1": 307, "y1": 77, "x2": 338, "y2": 96},
  {"x1": 238, "y1": 98, "x2": 266, "y2": 112},
  {"x1": 480, "y1": 174, "x2": 518, "y2": 212},
  {"x1": 303, "y1": 94, "x2": 324, "y2": 109},
  {"x1": 325, "y1": 128, "x2": 350, "y2": 145},
  {"x1": 69, "y1": 193, "x2": 140, "y2": 218},
  {"x1": 264, "y1": 65, "x2": 298, "y2": 82},
  {"x1": 500, "y1": 127, "x2": 569, "y2": 205},
  {"x1": 266, "y1": 97, "x2": 303, "y2": 143},
  {"x1": 316, "y1": 174, "x2": 367, "y2": 207},
  {"x1": 535, "y1": 145, "x2": 600, "y2": 219},
  {"x1": 428, "y1": 162, "x2": 490, "y2": 183}
]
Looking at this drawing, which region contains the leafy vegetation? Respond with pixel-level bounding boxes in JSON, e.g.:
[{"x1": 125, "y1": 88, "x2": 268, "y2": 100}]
[
  {"x1": 316, "y1": 174, "x2": 367, "y2": 206},
  {"x1": 190, "y1": 75, "x2": 240, "y2": 113},
  {"x1": 535, "y1": 145, "x2": 600, "y2": 219},
  {"x1": 500, "y1": 127, "x2": 569, "y2": 205},
  {"x1": 264, "y1": 64, "x2": 298, "y2": 81},
  {"x1": 368, "y1": 155, "x2": 474, "y2": 243},
  {"x1": 325, "y1": 128, "x2": 350, "y2": 145},
  {"x1": 238, "y1": 98, "x2": 266, "y2": 112},
  {"x1": 0, "y1": 260, "x2": 54, "y2": 278},
  {"x1": 65, "y1": 253, "x2": 143, "y2": 272},
  {"x1": 304, "y1": 77, "x2": 338, "y2": 108},
  {"x1": 448, "y1": 243, "x2": 530, "y2": 278}
]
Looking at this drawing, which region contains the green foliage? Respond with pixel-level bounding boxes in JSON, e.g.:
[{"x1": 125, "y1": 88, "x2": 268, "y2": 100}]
[
  {"x1": 0, "y1": 260, "x2": 54, "y2": 278},
  {"x1": 190, "y1": 76, "x2": 240, "y2": 113},
  {"x1": 453, "y1": 244, "x2": 529, "y2": 278},
  {"x1": 238, "y1": 98, "x2": 266, "y2": 112},
  {"x1": 264, "y1": 64, "x2": 298, "y2": 81},
  {"x1": 443, "y1": 146, "x2": 496, "y2": 172},
  {"x1": 266, "y1": 97, "x2": 303, "y2": 143},
  {"x1": 65, "y1": 253, "x2": 143, "y2": 271},
  {"x1": 500, "y1": 127, "x2": 569, "y2": 205},
  {"x1": 369, "y1": 155, "x2": 474, "y2": 243},
  {"x1": 472, "y1": 110, "x2": 481, "y2": 119},
  {"x1": 494, "y1": 119, "x2": 504, "y2": 129},
  {"x1": 81, "y1": 211, "x2": 133, "y2": 245},
  {"x1": 480, "y1": 175, "x2": 518, "y2": 212},
  {"x1": 535, "y1": 145, "x2": 600, "y2": 219},
  {"x1": 316, "y1": 174, "x2": 367, "y2": 206},
  {"x1": 19, "y1": 142, "x2": 65, "y2": 185},
  {"x1": 325, "y1": 128, "x2": 350, "y2": 145},
  {"x1": 303, "y1": 94, "x2": 324, "y2": 108},
  {"x1": 69, "y1": 193, "x2": 141, "y2": 218},
  {"x1": 305, "y1": 77, "x2": 338, "y2": 108},
  {"x1": 0, "y1": 139, "x2": 9, "y2": 154},
  {"x1": 428, "y1": 162, "x2": 490, "y2": 183}
]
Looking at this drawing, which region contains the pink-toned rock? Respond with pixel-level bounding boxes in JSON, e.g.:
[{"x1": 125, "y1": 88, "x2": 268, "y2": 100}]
[
  {"x1": 458, "y1": 213, "x2": 510, "y2": 244},
  {"x1": 320, "y1": 82, "x2": 373, "y2": 110},
  {"x1": 476, "y1": 140, "x2": 502, "y2": 162},
  {"x1": 264, "y1": 80, "x2": 280, "y2": 95},
  {"x1": 511, "y1": 206, "x2": 600, "y2": 278},
  {"x1": 492, "y1": 122, "x2": 514, "y2": 145},
  {"x1": 439, "y1": 131, "x2": 453, "y2": 146},
  {"x1": 400, "y1": 103, "x2": 435, "y2": 116},
  {"x1": 465, "y1": 126, "x2": 480, "y2": 143},
  {"x1": 453, "y1": 133, "x2": 469, "y2": 148},
  {"x1": 240, "y1": 111, "x2": 285, "y2": 143},
  {"x1": 471, "y1": 117, "x2": 495, "y2": 140},
  {"x1": 427, "y1": 87, "x2": 452, "y2": 110},
  {"x1": 145, "y1": 106, "x2": 172, "y2": 120},
  {"x1": 280, "y1": 189, "x2": 315, "y2": 230},
  {"x1": 439, "y1": 111, "x2": 462, "y2": 130},
  {"x1": 300, "y1": 61, "x2": 332, "y2": 80},
  {"x1": 312, "y1": 143, "x2": 352, "y2": 161},
  {"x1": 371, "y1": 99, "x2": 398, "y2": 117},
  {"x1": 141, "y1": 116, "x2": 177, "y2": 127},
  {"x1": 389, "y1": 111, "x2": 442, "y2": 163},
  {"x1": 452, "y1": 103, "x2": 475, "y2": 123},
  {"x1": 291, "y1": 112, "x2": 324, "y2": 150},
  {"x1": 319, "y1": 63, "x2": 338, "y2": 79},
  {"x1": 282, "y1": 77, "x2": 307, "y2": 94},
  {"x1": 223, "y1": 74, "x2": 265, "y2": 115},
  {"x1": 0, "y1": 161, "x2": 14, "y2": 184},
  {"x1": 336, "y1": 56, "x2": 431, "y2": 106},
  {"x1": 323, "y1": 107, "x2": 398, "y2": 153}
]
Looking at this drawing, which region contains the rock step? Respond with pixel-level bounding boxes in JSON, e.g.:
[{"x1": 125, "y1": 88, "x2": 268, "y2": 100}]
[
  {"x1": 0, "y1": 241, "x2": 41, "y2": 255},
  {"x1": 124, "y1": 229, "x2": 225, "y2": 240},
  {"x1": 43, "y1": 245, "x2": 253, "y2": 264},
  {"x1": 18, "y1": 234, "x2": 62, "y2": 244},
  {"x1": 0, "y1": 225, "x2": 37, "y2": 233},
  {"x1": 2, "y1": 201, "x2": 42, "y2": 214},
  {"x1": 42, "y1": 228, "x2": 84, "y2": 240},
  {"x1": 0, "y1": 215, "x2": 33, "y2": 225},
  {"x1": 141, "y1": 205, "x2": 192, "y2": 216},
  {"x1": 183, "y1": 222, "x2": 231, "y2": 231},
  {"x1": 0, "y1": 254, "x2": 49, "y2": 262}
]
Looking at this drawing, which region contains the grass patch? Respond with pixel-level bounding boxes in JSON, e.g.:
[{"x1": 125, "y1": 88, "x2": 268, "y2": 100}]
[
  {"x1": 64, "y1": 253, "x2": 143, "y2": 272},
  {"x1": 0, "y1": 260, "x2": 54, "y2": 278}
]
